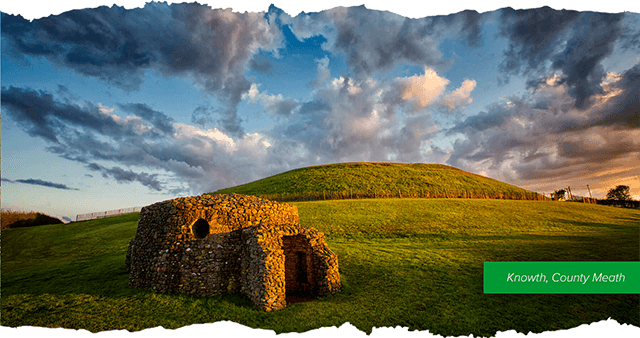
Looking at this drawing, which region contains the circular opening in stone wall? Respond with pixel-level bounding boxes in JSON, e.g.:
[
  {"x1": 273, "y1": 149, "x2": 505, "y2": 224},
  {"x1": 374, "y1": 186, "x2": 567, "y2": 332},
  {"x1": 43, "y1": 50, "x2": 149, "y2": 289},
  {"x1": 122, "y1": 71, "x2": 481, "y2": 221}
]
[{"x1": 192, "y1": 219, "x2": 210, "y2": 239}]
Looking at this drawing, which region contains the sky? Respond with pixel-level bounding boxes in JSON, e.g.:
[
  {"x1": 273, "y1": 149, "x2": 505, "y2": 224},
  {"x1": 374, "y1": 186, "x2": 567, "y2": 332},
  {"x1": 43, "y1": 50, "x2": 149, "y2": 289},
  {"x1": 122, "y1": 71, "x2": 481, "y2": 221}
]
[{"x1": 2, "y1": 1, "x2": 640, "y2": 222}]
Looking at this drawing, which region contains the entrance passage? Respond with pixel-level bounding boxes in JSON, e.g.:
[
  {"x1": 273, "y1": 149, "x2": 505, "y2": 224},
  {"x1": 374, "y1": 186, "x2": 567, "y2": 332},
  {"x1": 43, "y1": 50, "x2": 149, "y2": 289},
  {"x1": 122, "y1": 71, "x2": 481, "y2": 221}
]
[
  {"x1": 192, "y1": 218, "x2": 210, "y2": 238},
  {"x1": 282, "y1": 235, "x2": 316, "y2": 302}
]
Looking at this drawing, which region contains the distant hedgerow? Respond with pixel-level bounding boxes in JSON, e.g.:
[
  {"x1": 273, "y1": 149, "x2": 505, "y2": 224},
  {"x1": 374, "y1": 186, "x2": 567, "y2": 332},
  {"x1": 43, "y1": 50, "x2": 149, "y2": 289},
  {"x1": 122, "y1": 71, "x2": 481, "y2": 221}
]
[{"x1": 1, "y1": 210, "x2": 63, "y2": 230}]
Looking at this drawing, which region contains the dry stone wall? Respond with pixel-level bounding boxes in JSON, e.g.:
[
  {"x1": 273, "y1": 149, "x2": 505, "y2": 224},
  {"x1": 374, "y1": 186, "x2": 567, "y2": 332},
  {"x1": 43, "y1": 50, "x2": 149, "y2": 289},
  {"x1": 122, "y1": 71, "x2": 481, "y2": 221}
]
[{"x1": 126, "y1": 193, "x2": 340, "y2": 311}]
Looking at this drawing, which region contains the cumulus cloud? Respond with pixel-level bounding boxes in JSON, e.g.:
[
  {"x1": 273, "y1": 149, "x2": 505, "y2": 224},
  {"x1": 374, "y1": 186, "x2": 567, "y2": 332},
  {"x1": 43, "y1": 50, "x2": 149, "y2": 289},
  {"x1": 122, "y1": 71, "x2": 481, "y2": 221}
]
[
  {"x1": 3, "y1": 5, "x2": 636, "y2": 201},
  {"x1": 243, "y1": 84, "x2": 300, "y2": 116},
  {"x1": 268, "y1": 69, "x2": 449, "y2": 165},
  {"x1": 309, "y1": 56, "x2": 331, "y2": 88},
  {"x1": 394, "y1": 67, "x2": 477, "y2": 113},
  {"x1": 1, "y1": 4, "x2": 482, "y2": 182},
  {"x1": 441, "y1": 79, "x2": 477, "y2": 111},
  {"x1": 399, "y1": 68, "x2": 449, "y2": 109}
]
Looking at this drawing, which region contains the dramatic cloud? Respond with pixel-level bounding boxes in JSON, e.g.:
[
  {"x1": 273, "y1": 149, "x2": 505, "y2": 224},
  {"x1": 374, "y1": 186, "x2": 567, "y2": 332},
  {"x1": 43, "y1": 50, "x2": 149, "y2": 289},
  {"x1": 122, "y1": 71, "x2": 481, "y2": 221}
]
[
  {"x1": 269, "y1": 68, "x2": 452, "y2": 164},
  {"x1": 583, "y1": 64, "x2": 640, "y2": 130},
  {"x1": 1, "y1": 2, "x2": 284, "y2": 136},
  {"x1": 1, "y1": 178, "x2": 79, "y2": 191},
  {"x1": 280, "y1": 5, "x2": 483, "y2": 77},
  {"x1": 1, "y1": 86, "x2": 124, "y2": 143},
  {"x1": 87, "y1": 163, "x2": 163, "y2": 191},
  {"x1": 1, "y1": 85, "x2": 276, "y2": 194},
  {"x1": 499, "y1": 7, "x2": 627, "y2": 109},
  {"x1": 2, "y1": 5, "x2": 638, "y2": 204},
  {"x1": 118, "y1": 103, "x2": 175, "y2": 135},
  {"x1": 446, "y1": 63, "x2": 640, "y2": 194}
]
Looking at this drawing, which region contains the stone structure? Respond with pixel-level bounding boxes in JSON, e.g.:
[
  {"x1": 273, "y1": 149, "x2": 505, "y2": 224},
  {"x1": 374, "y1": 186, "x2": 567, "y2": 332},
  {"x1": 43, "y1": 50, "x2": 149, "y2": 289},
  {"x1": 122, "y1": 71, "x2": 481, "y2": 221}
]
[{"x1": 125, "y1": 193, "x2": 341, "y2": 311}]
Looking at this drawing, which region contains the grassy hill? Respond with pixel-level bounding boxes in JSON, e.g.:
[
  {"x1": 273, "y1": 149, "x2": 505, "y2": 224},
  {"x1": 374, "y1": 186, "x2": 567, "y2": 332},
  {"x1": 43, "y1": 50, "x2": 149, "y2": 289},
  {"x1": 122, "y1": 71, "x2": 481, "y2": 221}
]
[
  {"x1": 211, "y1": 162, "x2": 545, "y2": 201},
  {"x1": 2, "y1": 199, "x2": 638, "y2": 335}
]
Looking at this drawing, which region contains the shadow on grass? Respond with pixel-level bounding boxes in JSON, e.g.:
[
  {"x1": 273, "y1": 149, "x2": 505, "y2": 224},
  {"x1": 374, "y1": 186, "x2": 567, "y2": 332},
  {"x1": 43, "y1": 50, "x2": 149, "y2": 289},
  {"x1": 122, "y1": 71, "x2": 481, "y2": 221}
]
[
  {"x1": 328, "y1": 229, "x2": 640, "y2": 336},
  {"x1": 3, "y1": 228, "x2": 638, "y2": 336},
  {"x1": 1, "y1": 253, "x2": 257, "y2": 311}
]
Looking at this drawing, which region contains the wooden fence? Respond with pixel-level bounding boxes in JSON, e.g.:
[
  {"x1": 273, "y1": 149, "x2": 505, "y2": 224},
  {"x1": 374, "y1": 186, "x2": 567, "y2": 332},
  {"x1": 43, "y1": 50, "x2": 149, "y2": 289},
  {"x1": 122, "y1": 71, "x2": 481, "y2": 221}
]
[
  {"x1": 562, "y1": 196, "x2": 639, "y2": 209},
  {"x1": 75, "y1": 206, "x2": 143, "y2": 222}
]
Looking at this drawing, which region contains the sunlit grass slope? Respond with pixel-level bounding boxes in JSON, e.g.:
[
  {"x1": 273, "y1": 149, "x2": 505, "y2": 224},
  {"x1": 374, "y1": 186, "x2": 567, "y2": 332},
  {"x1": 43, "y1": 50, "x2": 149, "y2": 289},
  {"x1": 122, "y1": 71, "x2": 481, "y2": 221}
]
[
  {"x1": 2, "y1": 200, "x2": 638, "y2": 336},
  {"x1": 211, "y1": 162, "x2": 545, "y2": 201}
]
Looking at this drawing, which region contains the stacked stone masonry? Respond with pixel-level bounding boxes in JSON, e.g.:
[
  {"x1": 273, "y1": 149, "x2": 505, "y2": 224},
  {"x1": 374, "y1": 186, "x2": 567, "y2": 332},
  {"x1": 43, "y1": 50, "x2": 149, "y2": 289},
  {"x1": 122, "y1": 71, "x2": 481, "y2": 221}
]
[{"x1": 125, "y1": 193, "x2": 341, "y2": 311}]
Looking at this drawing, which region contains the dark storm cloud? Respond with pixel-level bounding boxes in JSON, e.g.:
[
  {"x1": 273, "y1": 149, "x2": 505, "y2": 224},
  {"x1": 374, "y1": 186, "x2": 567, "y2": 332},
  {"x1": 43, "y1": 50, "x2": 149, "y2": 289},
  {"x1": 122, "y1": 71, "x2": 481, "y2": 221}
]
[
  {"x1": 446, "y1": 64, "x2": 640, "y2": 187},
  {"x1": 448, "y1": 101, "x2": 513, "y2": 134},
  {"x1": 620, "y1": 14, "x2": 640, "y2": 51},
  {"x1": 499, "y1": 7, "x2": 580, "y2": 76},
  {"x1": 1, "y1": 86, "x2": 180, "y2": 144},
  {"x1": 586, "y1": 63, "x2": 640, "y2": 129},
  {"x1": 87, "y1": 162, "x2": 162, "y2": 191},
  {"x1": 1, "y1": 2, "x2": 283, "y2": 136},
  {"x1": 2, "y1": 86, "x2": 179, "y2": 191},
  {"x1": 1, "y1": 85, "x2": 278, "y2": 194},
  {"x1": 1, "y1": 86, "x2": 122, "y2": 143},
  {"x1": 281, "y1": 5, "x2": 483, "y2": 77},
  {"x1": 552, "y1": 13, "x2": 625, "y2": 109},
  {"x1": 2, "y1": 177, "x2": 79, "y2": 190},
  {"x1": 191, "y1": 105, "x2": 216, "y2": 127},
  {"x1": 458, "y1": 10, "x2": 483, "y2": 48},
  {"x1": 270, "y1": 98, "x2": 299, "y2": 116},
  {"x1": 118, "y1": 103, "x2": 175, "y2": 134},
  {"x1": 499, "y1": 7, "x2": 628, "y2": 109}
]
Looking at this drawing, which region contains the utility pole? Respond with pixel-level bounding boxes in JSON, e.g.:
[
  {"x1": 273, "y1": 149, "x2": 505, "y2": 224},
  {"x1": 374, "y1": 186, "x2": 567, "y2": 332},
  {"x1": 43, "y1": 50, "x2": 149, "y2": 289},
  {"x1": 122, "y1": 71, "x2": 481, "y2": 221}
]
[{"x1": 587, "y1": 185, "x2": 593, "y2": 203}]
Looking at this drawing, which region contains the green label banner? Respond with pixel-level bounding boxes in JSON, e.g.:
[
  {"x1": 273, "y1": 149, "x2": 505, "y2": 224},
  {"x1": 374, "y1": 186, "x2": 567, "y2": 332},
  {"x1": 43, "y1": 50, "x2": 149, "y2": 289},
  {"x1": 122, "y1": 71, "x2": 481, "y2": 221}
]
[{"x1": 484, "y1": 262, "x2": 640, "y2": 294}]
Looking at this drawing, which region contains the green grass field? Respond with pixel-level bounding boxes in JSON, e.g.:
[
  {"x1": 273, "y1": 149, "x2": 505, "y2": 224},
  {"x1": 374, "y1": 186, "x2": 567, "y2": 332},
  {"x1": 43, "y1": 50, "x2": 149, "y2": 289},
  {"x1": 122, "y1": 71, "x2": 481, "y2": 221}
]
[
  {"x1": 212, "y1": 162, "x2": 546, "y2": 201},
  {"x1": 2, "y1": 199, "x2": 638, "y2": 335}
]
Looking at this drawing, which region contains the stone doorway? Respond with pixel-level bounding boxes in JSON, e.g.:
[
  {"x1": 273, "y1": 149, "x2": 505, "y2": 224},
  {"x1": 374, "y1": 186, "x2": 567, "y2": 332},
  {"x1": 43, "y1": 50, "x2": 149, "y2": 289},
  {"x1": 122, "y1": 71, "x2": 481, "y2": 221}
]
[
  {"x1": 191, "y1": 218, "x2": 210, "y2": 238},
  {"x1": 282, "y1": 235, "x2": 316, "y2": 302}
]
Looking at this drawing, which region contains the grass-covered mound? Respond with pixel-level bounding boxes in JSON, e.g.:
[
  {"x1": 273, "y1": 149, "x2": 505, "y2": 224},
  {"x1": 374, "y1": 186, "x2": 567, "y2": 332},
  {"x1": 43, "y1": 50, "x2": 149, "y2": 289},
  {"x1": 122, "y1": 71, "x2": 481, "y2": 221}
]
[
  {"x1": 2, "y1": 199, "x2": 638, "y2": 335},
  {"x1": 211, "y1": 162, "x2": 544, "y2": 201},
  {"x1": 1, "y1": 210, "x2": 64, "y2": 230}
]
